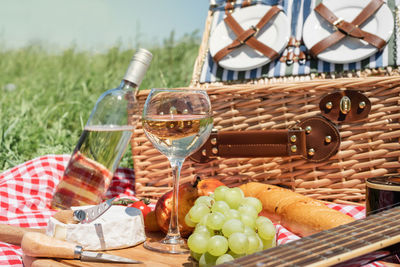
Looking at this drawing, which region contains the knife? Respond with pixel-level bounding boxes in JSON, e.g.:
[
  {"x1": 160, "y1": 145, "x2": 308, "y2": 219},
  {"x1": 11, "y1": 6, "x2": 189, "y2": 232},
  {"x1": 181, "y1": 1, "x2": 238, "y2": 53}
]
[
  {"x1": 22, "y1": 232, "x2": 143, "y2": 264},
  {"x1": 0, "y1": 224, "x2": 45, "y2": 246},
  {"x1": 53, "y1": 197, "x2": 116, "y2": 224}
]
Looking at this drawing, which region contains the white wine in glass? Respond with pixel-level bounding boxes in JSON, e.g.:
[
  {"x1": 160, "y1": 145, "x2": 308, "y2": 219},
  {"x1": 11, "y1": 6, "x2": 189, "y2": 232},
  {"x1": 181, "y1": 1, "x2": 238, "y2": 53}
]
[{"x1": 142, "y1": 88, "x2": 213, "y2": 254}]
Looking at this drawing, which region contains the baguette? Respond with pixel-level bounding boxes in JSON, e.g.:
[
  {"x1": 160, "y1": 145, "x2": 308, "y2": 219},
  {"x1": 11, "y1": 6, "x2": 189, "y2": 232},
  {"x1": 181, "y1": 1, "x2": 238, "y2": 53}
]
[{"x1": 239, "y1": 182, "x2": 355, "y2": 237}]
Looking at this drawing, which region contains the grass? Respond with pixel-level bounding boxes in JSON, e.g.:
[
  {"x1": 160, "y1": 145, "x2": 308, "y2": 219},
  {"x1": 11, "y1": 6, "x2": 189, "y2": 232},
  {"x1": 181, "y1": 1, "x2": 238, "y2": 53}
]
[{"x1": 0, "y1": 31, "x2": 201, "y2": 172}]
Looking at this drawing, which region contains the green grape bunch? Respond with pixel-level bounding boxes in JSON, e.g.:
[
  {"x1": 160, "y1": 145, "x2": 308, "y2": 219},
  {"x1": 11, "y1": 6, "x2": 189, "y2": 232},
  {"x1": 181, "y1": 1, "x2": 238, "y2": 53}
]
[{"x1": 186, "y1": 186, "x2": 277, "y2": 266}]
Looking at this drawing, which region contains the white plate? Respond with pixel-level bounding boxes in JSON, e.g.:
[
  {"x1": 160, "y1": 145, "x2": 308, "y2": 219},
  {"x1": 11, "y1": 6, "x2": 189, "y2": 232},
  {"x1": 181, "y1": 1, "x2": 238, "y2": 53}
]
[
  {"x1": 303, "y1": 0, "x2": 394, "y2": 64},
  {"x1": 209, "y1": 5, "x2": 290, "y2": 71}
]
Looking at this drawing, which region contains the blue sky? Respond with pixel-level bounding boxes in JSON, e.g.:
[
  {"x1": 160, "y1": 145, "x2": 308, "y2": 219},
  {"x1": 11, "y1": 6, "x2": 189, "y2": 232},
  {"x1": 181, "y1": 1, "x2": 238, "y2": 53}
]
[{"x1": 0, "y1": 0, "x2": 209, "y2": 52}]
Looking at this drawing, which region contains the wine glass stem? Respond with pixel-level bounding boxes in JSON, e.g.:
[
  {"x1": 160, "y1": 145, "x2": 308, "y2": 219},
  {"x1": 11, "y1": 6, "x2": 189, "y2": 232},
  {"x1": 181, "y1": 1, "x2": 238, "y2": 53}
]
[{"x1": 165, "y1": 157, "x2": 184, "y2": 242}]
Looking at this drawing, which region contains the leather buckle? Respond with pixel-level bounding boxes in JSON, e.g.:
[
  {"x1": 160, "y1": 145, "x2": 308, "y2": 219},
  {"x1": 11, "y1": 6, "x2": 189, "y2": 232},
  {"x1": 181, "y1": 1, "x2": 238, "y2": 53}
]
[
  {"x1": 239, "y1": 26, "x2": 259, "y2": 45},
  {"x1": 335, "y1": 20, "x2": 362, "y2": 37},
  {"x1": 251, "y1": 25, "x2": 260, "y2": 38},
  {"x1": 332, "y1": 17, "x2": 344, "y2": 31}
]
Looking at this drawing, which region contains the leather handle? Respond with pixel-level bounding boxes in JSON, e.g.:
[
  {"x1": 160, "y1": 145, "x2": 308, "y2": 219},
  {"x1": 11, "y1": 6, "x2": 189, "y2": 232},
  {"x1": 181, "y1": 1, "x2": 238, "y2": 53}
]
[{"x1": 190, "y1": 116, "x2": 340, "y2": 163}]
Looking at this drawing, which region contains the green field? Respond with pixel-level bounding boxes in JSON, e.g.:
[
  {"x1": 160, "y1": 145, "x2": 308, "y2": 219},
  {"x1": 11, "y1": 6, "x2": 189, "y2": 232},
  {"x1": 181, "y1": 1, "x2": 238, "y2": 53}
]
[{"x1": 0, "y1": 32, "x2": 200, "y2": 172}]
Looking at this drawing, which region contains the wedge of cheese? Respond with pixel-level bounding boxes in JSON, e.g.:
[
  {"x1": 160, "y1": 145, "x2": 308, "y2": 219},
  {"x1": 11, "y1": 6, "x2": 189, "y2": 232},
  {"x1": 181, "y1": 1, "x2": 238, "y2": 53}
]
[{"x1": 46, "y1": 205, "x2": 146, "y2": 250}]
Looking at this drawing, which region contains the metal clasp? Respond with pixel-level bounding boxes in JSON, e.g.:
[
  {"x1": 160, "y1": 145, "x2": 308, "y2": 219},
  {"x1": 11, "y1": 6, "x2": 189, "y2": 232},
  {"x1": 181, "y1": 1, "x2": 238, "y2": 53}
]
[
  {"x1": 333, "y1": 17, "x2": 344, "y2": 31},
  {"x1": 340, "y1": 96, "x2": 351, "y2": 114},
  {"x1": 251, "y1": 25, "x2": 260, "y2": 37}
]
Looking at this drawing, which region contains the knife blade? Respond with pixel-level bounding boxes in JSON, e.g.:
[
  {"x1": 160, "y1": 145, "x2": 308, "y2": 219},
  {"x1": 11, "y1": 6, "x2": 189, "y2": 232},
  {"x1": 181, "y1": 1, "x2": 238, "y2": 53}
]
[
  {"x1": 75, "y1": 197, "x2": 116, "y2": 224},
  {"x1": 21, "y1": 232, "x2": 143, "y2": 264},
  {"x1": 52, "y1": 197, "x2": 116, "y2": 224},
  {"x1": 80, "y1": 250, "x2": 142, "y2": 263}
]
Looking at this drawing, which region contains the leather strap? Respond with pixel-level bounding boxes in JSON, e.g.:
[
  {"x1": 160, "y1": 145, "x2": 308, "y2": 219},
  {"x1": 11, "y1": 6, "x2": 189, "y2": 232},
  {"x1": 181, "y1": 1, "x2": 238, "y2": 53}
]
[
  {"x1": 310, "y1": 0, "x2": 386, "y2": 57},
  {"x1": 190, "y1": 129, "x2": 306, "y2": 159},
  {"x1": 241, "y1": 0, "x2": 252, "y2": 8},
  {"x1": 213, "y1": 6, "x2": 281, "y2": 63},
  {"x1": 225, "y1": 0, "x2": 235, "y2": 14},
  {"x1": 190, "y1": 117, "x2": 340, "y2": 163}
]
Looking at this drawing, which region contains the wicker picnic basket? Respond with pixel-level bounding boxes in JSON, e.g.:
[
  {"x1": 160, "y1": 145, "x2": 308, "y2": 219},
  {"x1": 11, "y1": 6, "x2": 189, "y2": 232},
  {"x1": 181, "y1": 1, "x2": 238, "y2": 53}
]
[{"x1": 130, "y1": 0, "x2": 400, "y2": 205}]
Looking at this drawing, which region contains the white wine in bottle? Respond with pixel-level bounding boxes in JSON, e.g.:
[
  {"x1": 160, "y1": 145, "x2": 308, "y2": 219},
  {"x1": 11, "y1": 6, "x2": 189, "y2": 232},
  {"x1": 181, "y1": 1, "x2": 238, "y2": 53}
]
[{"x1": 51, "y1": 49, "x2": 152, "y2": 209}]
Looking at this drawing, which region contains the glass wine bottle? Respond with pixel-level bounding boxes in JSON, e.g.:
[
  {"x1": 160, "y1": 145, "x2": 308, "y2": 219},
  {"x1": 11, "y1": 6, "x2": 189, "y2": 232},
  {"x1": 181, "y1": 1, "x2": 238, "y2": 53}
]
[{"x1": 51, "y1": 48, "x2": 153, "y2": 210}]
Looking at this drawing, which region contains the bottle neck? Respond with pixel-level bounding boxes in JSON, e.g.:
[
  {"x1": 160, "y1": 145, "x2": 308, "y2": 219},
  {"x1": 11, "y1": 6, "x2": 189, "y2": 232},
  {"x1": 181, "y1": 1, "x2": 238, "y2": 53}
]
[{"x1": 121, "y1": 79, "x2": 139, "y2": 92}]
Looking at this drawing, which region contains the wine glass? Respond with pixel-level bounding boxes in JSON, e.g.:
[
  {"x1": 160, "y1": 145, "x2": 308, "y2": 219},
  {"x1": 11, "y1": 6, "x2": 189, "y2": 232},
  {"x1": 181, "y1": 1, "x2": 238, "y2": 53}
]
[{"x1": 142, "y1": 88, "x2": 213, "y2": 254}]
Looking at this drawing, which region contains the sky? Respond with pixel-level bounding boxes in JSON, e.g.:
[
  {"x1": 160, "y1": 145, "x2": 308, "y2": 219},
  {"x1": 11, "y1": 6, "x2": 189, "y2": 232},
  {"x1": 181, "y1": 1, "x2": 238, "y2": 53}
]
[{"x1": 0, "y1": 0, "x2": 209, "y2": 52}]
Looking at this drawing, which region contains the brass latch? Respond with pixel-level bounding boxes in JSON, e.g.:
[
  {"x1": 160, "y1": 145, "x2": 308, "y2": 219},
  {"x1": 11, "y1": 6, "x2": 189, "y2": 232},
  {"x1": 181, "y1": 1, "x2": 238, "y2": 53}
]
[
  {"x1": 319, "y1": 90, "x2": 371, "y2": 123},
  {"x1": 340, "y1": 96, "x2": 351, "y2": 114}
]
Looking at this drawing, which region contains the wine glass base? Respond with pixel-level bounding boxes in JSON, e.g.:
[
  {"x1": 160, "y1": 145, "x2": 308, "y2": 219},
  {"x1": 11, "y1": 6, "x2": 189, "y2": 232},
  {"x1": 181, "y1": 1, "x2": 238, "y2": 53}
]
[{"x1": 143, "y1": 237, "x2": 189, "y2": 254}]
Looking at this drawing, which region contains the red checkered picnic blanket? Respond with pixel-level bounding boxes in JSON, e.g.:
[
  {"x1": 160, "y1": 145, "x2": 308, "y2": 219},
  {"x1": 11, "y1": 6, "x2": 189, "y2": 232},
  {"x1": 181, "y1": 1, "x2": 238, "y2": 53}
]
[{"x1": 0, "y1": 155, "x2": 387, "y2": 266}]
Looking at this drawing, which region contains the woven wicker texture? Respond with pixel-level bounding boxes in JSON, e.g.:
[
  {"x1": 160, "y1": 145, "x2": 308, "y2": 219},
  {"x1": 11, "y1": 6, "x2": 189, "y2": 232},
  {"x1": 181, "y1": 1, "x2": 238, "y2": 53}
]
[{"x1": 131, "y1": 76, "x2": 400, "y2": 204}]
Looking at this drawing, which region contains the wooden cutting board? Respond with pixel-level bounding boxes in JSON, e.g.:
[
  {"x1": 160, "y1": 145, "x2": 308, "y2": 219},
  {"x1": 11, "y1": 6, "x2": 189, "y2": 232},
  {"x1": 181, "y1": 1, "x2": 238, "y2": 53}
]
[{"x1": 23, "y1": 232, "x2": 194, "y2": 267}]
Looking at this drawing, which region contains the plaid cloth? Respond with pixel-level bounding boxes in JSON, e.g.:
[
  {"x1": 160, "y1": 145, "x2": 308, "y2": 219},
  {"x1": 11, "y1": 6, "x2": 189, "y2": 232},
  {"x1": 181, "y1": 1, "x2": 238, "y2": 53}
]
[{"x1": 0, "y1": 155, "x2": 386, "y2": 266}]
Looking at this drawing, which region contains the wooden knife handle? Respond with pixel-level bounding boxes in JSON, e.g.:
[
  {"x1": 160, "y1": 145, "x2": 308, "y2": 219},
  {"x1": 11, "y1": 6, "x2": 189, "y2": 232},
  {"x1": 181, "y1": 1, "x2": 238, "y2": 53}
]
[
  {"x1": 0, "y1": 224, "x2": 45, "y2": 246},
  {"x1": 22, "y1": 232, "x2": 77, "y2": 259},
  {"x1": 23, "y1": 254, "x2": 70, "y2": 267},
  {"x1": 31, "y1": 259, "x2": 71, "y2": 267},
  {"x1": 52, "y1": 210, "x2": 78, "y2": 224}
]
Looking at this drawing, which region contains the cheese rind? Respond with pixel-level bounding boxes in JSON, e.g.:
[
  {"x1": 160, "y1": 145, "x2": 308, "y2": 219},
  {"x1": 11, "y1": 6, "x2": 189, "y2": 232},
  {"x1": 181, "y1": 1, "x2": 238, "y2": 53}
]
[{"x1": 46, "y1": 205, "x2": 146, "y2": 250}]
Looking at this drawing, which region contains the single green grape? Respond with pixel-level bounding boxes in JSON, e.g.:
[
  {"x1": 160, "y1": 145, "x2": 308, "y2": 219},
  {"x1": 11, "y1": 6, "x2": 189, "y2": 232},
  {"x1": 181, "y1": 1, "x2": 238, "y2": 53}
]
[
  {"x1": 185, "y1": 213, "x2": 197, "y2": 227},
  {"x1": 233, "y1": 187, "x2": 244, "y2": 197},
  {"x1": 224, "y1": 208, "x2": 241, "y2": 220},
  {"x1": 240, "y1": 213, "x2": 256, "y2": 229},
  {"x1": 214, "y1": 186, "x2": 229, "y2": 201},
  {"x1": 188, "y1": 233, "x2": 209, "y2": 254},
  {"x1": 198, "y1": 213, "x2": 210, "y2": 226},
  {"x1": 211, "y1": 200, "x2": 230, "y2": 214},
  {"x1": 221, "y1": 219, "x2": 244, "y2": 238},
  {"x1": 224, "y1": 188, "x2": 244, "y2": 209},
  {"x1": 238, "y1": 204, "x2": 259, "y2": 219},
  {"x1": 243, "y1": 225, "x2": 257, "y2": 236},
  {"x1": 228, "y1": 232, "x2": 249, "y2": 255},
  {"x1": 195, "y1": 196, "x2": 214, "y2": 208},
  {"x1": 256, "y1": 216, "x2": 273, "y2": 228},
  {"x1": 194, "y1": 224, "x2": 214, "y2": 238},
  {"x1": 246, "y1": 234, "x2": 261, "y2": 255},
  {"x1": 256, "y1": 234, "x2": 264, "y2": 251},
  {"x1": 207, "y1": 235, "x2": 229, "y2": 257},
  {"x1": 215, "y1": 254, "x2": 235, "y2": 265},
  {"x1": 257, "y1": 221, "x2": 276, "y2": 240},
  {"x1": 189, "y1": 203, "x2": 210, "y2": 223},
  {"x1": 206, "y1": 212, "x2": 226, "y2": 230},
  {"x1": 262, "y1": 236, "x2": 277, "y2": 250},
  {"x1": 199, "y1": 252, "x2": 217, "y2": 267},
  {"x1": 243, "y1": 197, "x2": 263, "y2": 213}
]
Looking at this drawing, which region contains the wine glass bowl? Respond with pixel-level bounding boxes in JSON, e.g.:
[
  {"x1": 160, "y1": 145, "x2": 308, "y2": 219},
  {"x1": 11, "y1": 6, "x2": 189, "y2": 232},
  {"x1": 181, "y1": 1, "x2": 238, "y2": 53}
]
[{"x1": 142, "y1": 88, "x2": 213, "y2": 254}]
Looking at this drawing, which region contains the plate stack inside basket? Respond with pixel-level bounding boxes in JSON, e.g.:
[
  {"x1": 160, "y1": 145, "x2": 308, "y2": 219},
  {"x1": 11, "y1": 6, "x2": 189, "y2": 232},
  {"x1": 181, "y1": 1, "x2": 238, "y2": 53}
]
[{"x1": 131, "y1": 0, "x2": 400, "y2": 205}]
